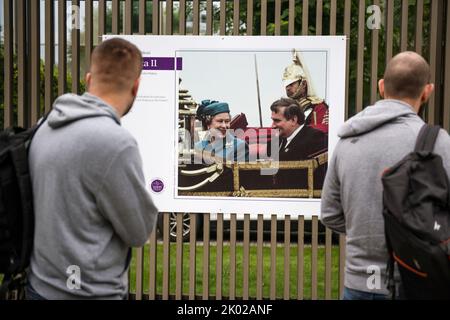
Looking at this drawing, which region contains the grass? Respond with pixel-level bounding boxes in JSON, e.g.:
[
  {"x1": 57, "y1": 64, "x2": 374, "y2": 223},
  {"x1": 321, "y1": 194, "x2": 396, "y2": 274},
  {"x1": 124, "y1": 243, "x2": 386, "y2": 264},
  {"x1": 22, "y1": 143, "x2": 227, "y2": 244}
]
[{"x1": 129, "y1": 242, "x2": 341, "y2": 300}]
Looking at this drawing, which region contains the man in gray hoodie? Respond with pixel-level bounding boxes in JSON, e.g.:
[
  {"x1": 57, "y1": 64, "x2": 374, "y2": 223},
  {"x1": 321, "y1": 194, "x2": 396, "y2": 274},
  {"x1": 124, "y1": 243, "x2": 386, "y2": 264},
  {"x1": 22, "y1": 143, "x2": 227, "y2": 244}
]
[
  {"x1": 321, "y1": 51, "x2": 450, "y2": 299},
  {"x1": 26, "y1": 38, "x2": 159, "y2": 299}
]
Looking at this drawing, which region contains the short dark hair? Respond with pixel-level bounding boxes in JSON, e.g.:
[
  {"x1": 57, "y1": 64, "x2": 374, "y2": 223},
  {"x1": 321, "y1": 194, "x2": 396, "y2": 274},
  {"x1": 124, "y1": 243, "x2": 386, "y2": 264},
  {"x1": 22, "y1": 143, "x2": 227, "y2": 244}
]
[
  {"x1": 201, "y1": 115, "x2": 213, "y2": 130},
  {"x1": 270, "y1": 98, "x2": 305, "y2": 125},
  {"x1": 90, "y1": 38, "x2": 142, "y2": 92},
  {"x1": 383, "y1": 51, "x2": 430, "y2": 100}
]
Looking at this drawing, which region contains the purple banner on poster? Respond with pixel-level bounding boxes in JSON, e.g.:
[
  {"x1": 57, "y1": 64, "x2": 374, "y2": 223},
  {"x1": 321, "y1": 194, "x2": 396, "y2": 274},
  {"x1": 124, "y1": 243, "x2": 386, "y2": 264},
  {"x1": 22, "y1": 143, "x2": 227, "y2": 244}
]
[{"x1": 142, "y1": 57, "x2": 182, "y2": 70}]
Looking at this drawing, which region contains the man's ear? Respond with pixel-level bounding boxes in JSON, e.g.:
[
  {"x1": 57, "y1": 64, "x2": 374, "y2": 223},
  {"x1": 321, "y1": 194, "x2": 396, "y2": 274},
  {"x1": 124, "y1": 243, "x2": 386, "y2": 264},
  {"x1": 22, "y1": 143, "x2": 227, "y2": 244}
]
[
  {"x1": 85, "y1": 73, "x2": 92, "y2": 91},
  {"x1": 132, "y1": 77, "x2": 141, "y2": 96},
  {"x1": 378, "y1": 79, "x2": 385, "y2": 98},
  {"x1": 420, "y1": 83, "x2": 434, "y2": 104}
]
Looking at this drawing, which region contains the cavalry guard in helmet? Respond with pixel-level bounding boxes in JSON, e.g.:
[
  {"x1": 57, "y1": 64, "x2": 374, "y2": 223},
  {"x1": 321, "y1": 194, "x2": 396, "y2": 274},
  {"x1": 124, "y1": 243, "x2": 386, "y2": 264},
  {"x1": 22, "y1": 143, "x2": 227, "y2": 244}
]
[{"x1": 282, "y1": 50, "x2": 329, "y2": 134}]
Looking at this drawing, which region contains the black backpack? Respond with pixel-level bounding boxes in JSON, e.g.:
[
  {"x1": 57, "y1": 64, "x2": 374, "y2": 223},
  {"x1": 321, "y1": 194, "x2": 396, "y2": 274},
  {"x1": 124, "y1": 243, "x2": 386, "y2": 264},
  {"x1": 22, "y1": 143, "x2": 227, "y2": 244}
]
[
  {"x1": 382, "y1": 124, "x2": 450, "y2": 300},
  {"x1": 0, "y1": 117, "x2": 47, "y2": 299}
]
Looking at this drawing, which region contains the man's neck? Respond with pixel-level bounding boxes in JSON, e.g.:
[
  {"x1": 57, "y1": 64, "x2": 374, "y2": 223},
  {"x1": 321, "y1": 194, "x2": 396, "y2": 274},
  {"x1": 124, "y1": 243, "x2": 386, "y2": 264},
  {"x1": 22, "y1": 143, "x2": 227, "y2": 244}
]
[
  {"x1": 88, "y1": 90, "x2": 126, "y2": 117},
  {"x1": 385, "y1": 96, "x2": 420, "y2": 114}
]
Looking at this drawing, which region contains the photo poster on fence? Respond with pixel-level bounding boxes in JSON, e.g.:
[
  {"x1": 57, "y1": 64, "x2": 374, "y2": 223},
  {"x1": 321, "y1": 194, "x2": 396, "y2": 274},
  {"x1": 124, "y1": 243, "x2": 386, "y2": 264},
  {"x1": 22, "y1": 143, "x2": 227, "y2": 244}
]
[{"x1": 103, "y1": 35, "x2": 346, "y2": 218}]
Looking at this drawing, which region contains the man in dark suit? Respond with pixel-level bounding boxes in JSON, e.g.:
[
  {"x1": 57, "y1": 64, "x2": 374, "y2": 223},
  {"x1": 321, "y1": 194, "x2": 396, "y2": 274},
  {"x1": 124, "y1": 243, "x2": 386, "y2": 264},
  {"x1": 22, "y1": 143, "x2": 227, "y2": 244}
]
[{"x1": 270, "y1": 98, "x2": 328, "y2": 192}]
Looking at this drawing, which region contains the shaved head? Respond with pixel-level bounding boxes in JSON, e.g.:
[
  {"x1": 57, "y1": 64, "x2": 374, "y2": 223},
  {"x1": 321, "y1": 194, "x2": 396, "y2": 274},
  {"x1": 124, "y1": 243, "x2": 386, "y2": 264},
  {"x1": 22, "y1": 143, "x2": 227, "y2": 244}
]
[
  {"x1": 383, "y1": 51, "x2": 430, "y2": 100},
  {"x1": 89, "y1": 38, "x2": 142, "y2": 93}
]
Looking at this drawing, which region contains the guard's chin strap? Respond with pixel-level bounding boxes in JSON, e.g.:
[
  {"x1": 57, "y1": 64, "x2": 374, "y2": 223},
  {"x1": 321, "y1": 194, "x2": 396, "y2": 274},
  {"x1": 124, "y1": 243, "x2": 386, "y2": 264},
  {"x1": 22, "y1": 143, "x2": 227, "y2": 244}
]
[{"x1": 289, "y1": 80, "x2": 308, "y2": 101}]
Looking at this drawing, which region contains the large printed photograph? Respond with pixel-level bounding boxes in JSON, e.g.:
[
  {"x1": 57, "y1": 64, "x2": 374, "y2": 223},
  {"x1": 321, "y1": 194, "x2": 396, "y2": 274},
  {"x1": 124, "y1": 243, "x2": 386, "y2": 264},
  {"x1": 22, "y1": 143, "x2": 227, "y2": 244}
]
[
  {"x1": 176, "y1": 49, "x2": 329, "y2": 199},
  {"x1": 111, "y1": 35, "x2": 345, "y2": 215}
]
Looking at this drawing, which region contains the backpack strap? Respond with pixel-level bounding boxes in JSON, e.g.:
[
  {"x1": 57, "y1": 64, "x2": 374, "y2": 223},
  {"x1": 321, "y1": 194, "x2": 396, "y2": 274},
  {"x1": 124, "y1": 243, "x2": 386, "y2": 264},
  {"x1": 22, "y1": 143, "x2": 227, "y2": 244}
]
[
  {"x1": 29, "y1": 111, "x2": 51, "y2": 141},
  {"x1": 384, "y1": 216, "x2": 397, "y2": 300},
  {"x1": 414, "y1": 124, "x2": 441, "y2": 153}
]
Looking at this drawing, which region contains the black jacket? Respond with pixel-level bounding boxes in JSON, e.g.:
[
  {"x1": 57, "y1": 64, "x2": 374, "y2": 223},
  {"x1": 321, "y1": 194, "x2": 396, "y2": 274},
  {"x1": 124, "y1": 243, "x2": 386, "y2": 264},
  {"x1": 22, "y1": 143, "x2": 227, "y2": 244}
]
[
  {"x1": 278, "y1": 125, "x2": 327, "y2": 161},
  {"x1": 275, "y1": 125, "x2": 328, "y2": 192}
]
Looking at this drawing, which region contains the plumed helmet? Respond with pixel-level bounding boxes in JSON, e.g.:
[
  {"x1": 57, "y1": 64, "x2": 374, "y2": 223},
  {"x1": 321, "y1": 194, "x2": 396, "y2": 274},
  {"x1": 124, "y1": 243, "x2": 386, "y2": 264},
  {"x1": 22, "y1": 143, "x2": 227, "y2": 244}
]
[
  {"x1": 282, "y1": 50, "x2": 317, "y2": 97},
  {"x1": 282, "y1": 63, "x2": 306, "y2": 88}
]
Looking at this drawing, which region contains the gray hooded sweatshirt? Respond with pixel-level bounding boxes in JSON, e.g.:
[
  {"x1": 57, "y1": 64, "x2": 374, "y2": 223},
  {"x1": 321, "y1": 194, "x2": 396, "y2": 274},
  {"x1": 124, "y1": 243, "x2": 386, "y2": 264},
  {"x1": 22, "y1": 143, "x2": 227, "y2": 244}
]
[
  {"x1": 28, "y1": 93, "x2": 159, "y2": 299},
  {"x1": 321, "y1": 99, "x2": 450, "y2": 295}
]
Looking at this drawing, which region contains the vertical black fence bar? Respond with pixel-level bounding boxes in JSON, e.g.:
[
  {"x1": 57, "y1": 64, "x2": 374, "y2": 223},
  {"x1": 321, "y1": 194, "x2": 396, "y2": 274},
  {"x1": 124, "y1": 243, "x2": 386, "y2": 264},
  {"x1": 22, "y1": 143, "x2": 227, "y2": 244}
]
[
  {"x1": 229, "y1": 213, "x2": 237, "y2": 300},
  {"x1": 274, "y1": 0, "x2": 281, "y2": 35},
  {"x1": 3, "y1": 0, "x2": 13, "y2": 128},
  {"x1": 45, "y1": 0, "x2": 55, "y2": 112},
  {"x1": 355, "y1": 0, "x2": 365, "y2": 113},
  {"x1": 270, "y1": 214, "x2": 277, "y2": 300},
  {"x1": 112, "y1": 0, "x2": 120, "y2": 34},
  {"x1": 153, "y1": 0, "x2": 160, "y2": 35},
  {"x1": 72, "y1": 0, "x2": 80, "y2": 94},
  {"x1": 443, "y1": 2, "x2": 450, "y2": 132},
  {"x1": 288, "y1": 0, "x2": 295, "y2": 35},
  {"x1": 188, "y1": 214, "x2": 197, "y2": 300},
  {"x1": 193, "y1": 0, "x2": 199, "y2": 35},
  {"x1": 329, "y1": 0, "x2": 336, "y2": 36},
  {"x1": 30, "y1": 0, "x2": 40, "y2": 124},
  {"x1": 165, "y1": 0, "x2": 173, "y2": 35},
  {"x1": 86, "y1": 0, "x2": 94, "y2": 74},
  {"x1": 415, "y1": 0, "x2": 424, "y2": 55},
  {"x1": 179, "y1": 0, "x2": 186, "y2": 35},
  {"x1": 98, "y1": 0, "x2": 106, "y2": 40},
  {"x1": 344, "y1": 0, "x2": 351, "y2": 119},
  {"x1": 370, "y1": 0, "x2": 380, "y2": 105},
  {"x1": 17, "y1": 0, "x2": 27, "y2": 127},
  {"x1": 385, "y1": 0, "x2": 394, "y2": 63},
  {"x1": 261, "y1": 0, "x2": 267, "y2": 35},
  {"x1": 139, "y1": 0, "x2": 146, "y2": 34},
  {"x1": 311, "y1": 216, "x2": 318, "y2": 300},
  {"x1": 283, "y1": 215, "x2": 290, "y2": 300},
  {"x1": 297, "y1": 216, "x2": 304, "y2": 300},
  {"x1": 338, "y1": 234, "x2": 346, "y2": 299},
  {"x1": 162, "y1": 213, "x2": 170, "y2": 300},
  {"x1": 148, "y1": 221, "x2": 157, "y2": 300},
  {"x1": 242, "y1": 214, "x2": 250, "y2": 299},
  {"x1": 428, "y1": 0, "x2": 440, "y2": 125},
  {"x1": 324, "y1": 228, "x2": 332, "y2": 299},
  {"x1": 202, "y1": 213, "x2": 210, "y2": 300},
  {"x1": 135, "y1": 246, "x2": 144, "y2": 300},
  {"x1": 256, "y1": 214, "x2": 263, "y2": 300},
  {"x1": 316, "y1": 0, "x2": 322, "y2": 35},
  {"x1": 175, "y1": 213, "x2": 183, "y2": 300},
  {"x1": 233, "y1": 0, "x2": 240, "y2": 35},
  {"x1": 400, "y1": 0, "x2": 409, "y2": 52},
  {"x1": 215, "y1": 213, "x2": 224, "y2": 300},
  {"x1": 125, "y1": 0, "x2": 133, "y2": 35},
  {"x1": 58, "y1": 0, "x2": 67, "y2": 96},
  {"x1": 220, "y1": 0, "x2": 226, "y2": 35},
  {"x1": 247, "y1": 0, "x2": 254, "y2": 35},
  {"x1": 302, "y1": 0, "x2": 309, "y2": 35},
  {"x1": 206, "y1": 0, "x2": 213, "y2": 35}
]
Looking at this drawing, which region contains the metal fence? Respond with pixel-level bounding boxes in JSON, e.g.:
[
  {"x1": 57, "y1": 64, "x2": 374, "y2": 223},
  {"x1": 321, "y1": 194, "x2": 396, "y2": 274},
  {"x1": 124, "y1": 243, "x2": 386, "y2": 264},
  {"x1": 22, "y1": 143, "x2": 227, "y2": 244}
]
[
  {"x1": 1, "y1": 0, "x2": 450, "y2": 300},
  {"x1": 136, "y1": 213, "x2": 344, "y2": 300}
]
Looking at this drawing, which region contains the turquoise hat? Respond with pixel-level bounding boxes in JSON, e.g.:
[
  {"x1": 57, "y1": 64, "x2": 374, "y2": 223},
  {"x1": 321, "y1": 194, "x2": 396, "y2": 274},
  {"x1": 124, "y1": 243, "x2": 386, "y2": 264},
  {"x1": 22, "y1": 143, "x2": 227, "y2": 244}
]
[{"x1": 196, "y1": 100, "x2": 230, "y2": 119}]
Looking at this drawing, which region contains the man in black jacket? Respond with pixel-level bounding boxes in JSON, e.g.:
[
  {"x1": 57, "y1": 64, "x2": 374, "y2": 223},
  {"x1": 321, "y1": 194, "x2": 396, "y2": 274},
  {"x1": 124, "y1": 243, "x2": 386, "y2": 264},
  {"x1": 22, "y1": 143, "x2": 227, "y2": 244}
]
[{"x1": 270, "y1": 98, "x2": 328, "y2": 193}]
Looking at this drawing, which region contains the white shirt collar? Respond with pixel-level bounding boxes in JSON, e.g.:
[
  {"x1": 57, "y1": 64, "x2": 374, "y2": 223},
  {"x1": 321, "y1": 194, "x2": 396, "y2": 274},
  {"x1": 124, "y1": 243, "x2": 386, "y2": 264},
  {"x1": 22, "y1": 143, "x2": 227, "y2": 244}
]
[{"x1": 285, "y1": 124, "x2": 304, "y2": 148}]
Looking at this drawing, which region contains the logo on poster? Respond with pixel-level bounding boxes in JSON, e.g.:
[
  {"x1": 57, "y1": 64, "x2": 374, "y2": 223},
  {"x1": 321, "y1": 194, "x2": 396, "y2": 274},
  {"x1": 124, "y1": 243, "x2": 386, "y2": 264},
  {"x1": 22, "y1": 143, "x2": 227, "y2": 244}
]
[{"x1": 150, "y1": 179, "x2": 165, "y2": 193}]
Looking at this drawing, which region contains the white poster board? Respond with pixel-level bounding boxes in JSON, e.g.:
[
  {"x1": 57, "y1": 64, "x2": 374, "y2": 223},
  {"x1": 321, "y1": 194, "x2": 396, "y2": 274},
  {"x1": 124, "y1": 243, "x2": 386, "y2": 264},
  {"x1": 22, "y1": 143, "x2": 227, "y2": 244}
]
[{"x1": 103, "y1": 35, "x2": 346, "y2": 218}]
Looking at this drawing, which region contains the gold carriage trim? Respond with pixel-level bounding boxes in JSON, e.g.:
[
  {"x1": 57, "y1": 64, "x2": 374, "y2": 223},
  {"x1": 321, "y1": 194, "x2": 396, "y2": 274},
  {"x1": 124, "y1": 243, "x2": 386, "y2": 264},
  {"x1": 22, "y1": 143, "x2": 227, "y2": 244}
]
[{"x1": 179, "y1": 154, "x2": 327, "y2": 198}]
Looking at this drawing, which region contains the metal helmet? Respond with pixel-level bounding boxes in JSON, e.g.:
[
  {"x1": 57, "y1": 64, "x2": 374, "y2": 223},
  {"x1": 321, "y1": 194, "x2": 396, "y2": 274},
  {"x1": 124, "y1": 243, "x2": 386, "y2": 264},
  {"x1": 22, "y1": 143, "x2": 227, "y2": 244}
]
[
  {"x1": 282, "y1": 62, "x2": 306, "y2": 88},
  {"x1": 282, "y1": 50, "x2": 317, "y2": 97}
]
